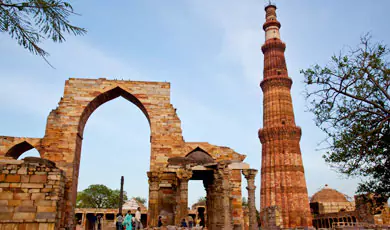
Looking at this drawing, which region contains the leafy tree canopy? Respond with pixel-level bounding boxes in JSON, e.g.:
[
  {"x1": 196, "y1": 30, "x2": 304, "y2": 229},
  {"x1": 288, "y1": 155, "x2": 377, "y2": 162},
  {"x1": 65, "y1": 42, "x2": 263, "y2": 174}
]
[
  {"x1": 301, "y1": 34, "x2": 390, "y2": 199},
  {"x1": 197, "y1": 196, "x2": 206, "y2": 203},
  {"x1": 0, "y1": 0, "x2": 86, "y2": 65},
  {"x1": 133, "y1": 196, "x2": 146, "y2": 205},
  {"x1": 76, "y1": 184, "x2": 128, "y2": 209}
]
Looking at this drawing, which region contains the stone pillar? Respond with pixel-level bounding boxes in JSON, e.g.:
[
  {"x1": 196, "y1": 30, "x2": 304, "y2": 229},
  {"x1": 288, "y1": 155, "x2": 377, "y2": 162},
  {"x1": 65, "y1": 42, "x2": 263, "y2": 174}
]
[
  {"x1": 147, "y1": 171, "x2": 161, "y2": 227},
  {"x1": 218, "y1": 162, "x2": 233, "y2": 230},
  {"x1": 82, "y1": 212, "x2": 86, "y2": 229},
  {"x1": 231, "y1": 169, "x2": 244, "y2": 230},
  {"x1": 176, "y1": 169, "x2": 192, "y2": 225},
  {"x1": 242, "y1": 169, "x2": 258, "y2": 230},
  {"x1": 204, "y1": 178, "x2": 216, "y2": 229}
]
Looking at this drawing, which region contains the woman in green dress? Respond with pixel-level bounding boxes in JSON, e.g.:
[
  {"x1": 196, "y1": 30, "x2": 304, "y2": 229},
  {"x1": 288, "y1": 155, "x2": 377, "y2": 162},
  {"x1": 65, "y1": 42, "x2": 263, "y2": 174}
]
[{"x1": 123, "y1": 211, "x2": 133, "y2": 230}]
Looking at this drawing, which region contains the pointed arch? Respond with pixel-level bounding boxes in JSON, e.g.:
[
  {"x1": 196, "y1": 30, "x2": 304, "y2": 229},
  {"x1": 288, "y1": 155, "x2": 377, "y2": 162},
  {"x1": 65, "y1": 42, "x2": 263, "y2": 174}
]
[
  {"x1": 5, "y1": 141, "x2": 41, "y2": 159},
  {"x1": 77, "y1": 86, "x2": 151, "y2": 137},
  {"x1": 185, "y1": 147, "x2": 215, "y2": 164}
]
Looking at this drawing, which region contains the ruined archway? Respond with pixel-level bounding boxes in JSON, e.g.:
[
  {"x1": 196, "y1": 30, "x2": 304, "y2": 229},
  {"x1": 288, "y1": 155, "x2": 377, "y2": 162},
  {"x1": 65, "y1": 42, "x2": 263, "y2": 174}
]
[
  {"x1": 1, "y1": 138, "x2": 42, "y2": 159},
  {"x1": 5, "y1": 141, "x2": 38, "y2": 159},
  {"x1": 78, "y1": 94, "x2": 151, "y2": 206},
  {"x1": 38, "y1": 79, "x2": 185, "y2": 228},
  {"x1": 77, "y1": 86, "x2": 151, "y2": 138},
  {"x1": 0, "y1": 78, "x2": 255, "y2": 229},
  {"x1": 74, "y1": 87, "x2": 152, "y2": 214}
]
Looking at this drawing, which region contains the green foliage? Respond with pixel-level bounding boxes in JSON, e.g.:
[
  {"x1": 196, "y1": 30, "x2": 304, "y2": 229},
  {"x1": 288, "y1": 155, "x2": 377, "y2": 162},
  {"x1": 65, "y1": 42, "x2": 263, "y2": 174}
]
[
  {"x1": 242, "y1": 197, "x2": 248, "y2": 207},
  {"x1": 76, "y1": 184, "x2": 128, "y2": 209},
  {"x1": 0, "y1": 0, "x2": 86, "y2": 65},
  {"x1": 197, "y1": 196, "x2": 206, "y2": 203},
  {"x1": 301, "y1": 34, "x2": 390, "y2": 199},
  {"x1": 132, "y1": 196, "x2": 147, "y2": 205}
]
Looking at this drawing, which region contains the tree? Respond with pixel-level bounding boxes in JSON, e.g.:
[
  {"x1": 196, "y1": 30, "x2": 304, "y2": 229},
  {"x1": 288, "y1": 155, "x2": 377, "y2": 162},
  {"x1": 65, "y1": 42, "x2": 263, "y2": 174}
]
[
  {"x1": 133, "y1": 196, "x2": 147, "y2": 205},
  {"x1": 0, "y1": 0, "x2": 86, "y2": 65},
  {"x1": 301, "y1": 34, "x2": 390, "y2": 199},
  {"x1": 197, "y1": 196, "x2": 206, "y2": 203},
  {"x1": 76, "y1": 184, "x2": 128, "y2": 209},
  {"x1": 242, "y1": 197, "x2": 248, "y2": 207}
]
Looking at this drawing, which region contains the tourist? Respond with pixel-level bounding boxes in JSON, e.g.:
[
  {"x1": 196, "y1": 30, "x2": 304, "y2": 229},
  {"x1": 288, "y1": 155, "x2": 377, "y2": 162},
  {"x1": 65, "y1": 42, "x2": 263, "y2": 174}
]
[
  {"x1": 195, "y1": 217, "x2": 201, "y2": 227},
  {"x1": 188, "y1": 216, "x2": 193, "y2": 228},
  {"x1": 97, "y1": 214, "x2": 103, "y2": 230},
  {"x1": 91, "y1": 214, "x2": 97, "y2": 230},
  {"x1": 158, "y1": 216, "x2": 163, "y2": 227},
  {"x1": 180, "y1": 218, "x2": 188, "y2": 227},
  {"x1": 116, "y1": 213, "x2": 124, "y2": 230},
  {"x1": 123, "y1": 211, "x2": 133, "y2": 230},
  {"x1": 135, "y1": 207, "x2": 143, "y2": 229}
]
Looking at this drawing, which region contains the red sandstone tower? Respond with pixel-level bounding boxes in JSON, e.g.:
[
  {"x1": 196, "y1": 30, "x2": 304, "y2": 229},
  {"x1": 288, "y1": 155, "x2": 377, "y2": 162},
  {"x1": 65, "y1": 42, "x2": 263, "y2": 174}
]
[{"x1": 259, "y1": 4, "x2": 313, "y2": 229}]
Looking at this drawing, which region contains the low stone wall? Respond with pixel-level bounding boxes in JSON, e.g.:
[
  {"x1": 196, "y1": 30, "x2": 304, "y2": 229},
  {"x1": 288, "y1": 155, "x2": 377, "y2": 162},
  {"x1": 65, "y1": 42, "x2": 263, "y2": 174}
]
[{"x1": 0, "y1": 157, "x2": 65, "y2": 230}]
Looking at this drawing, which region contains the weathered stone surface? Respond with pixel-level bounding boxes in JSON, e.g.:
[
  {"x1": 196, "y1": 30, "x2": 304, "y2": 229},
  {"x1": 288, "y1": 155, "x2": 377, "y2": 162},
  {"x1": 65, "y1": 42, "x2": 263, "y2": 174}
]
[
  {"x1": 0, "y1": 160, "x2": 65, "y2": 229},
  {"x1": 0, "y1": 78, "x2": 252, "y2": 229}
]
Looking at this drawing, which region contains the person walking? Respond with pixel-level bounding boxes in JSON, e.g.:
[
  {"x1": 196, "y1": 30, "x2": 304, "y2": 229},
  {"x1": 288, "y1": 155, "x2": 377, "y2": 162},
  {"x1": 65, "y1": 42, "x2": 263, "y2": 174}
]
[
  {"x1": 135, "y1": 207, "x2": 143, "y2": 229},
  {"x1": 180, "y1": 218, "x2": 188, "y2": 227},
  {"x1": 123, "y1": 211, "x2": 133, "y2": 230},
  {"x1": 158, "y1": 216, "x2": 163, "y2": 227},
  {"x1": 188, "y1": 216, "x2": 193, "y2": 229},
  {"x1": 91, "y1": 214, "x2": 97, "y2": 230},
  {"x1": 97, "y1": 214, "x2": 103, "y2": 230},
  {"x1": 195, "y1": 217, "x2": 201, "y2": 227},
  {"x1": 116, "y1": 213, "x2": 124, "y2": 230}
]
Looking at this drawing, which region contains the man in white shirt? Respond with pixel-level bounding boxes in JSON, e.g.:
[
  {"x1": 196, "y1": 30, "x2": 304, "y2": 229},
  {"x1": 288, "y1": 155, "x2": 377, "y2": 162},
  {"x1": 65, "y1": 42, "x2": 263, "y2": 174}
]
[{"x1": 135, "y1": 207, "x2": 143, "y2": 229}]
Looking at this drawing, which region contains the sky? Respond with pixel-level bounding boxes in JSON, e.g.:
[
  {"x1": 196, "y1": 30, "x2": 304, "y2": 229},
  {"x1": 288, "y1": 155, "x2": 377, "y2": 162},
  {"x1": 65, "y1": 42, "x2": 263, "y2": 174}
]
[{"x1": 1, "y1": 0, "x2": 390, "y2": 208}]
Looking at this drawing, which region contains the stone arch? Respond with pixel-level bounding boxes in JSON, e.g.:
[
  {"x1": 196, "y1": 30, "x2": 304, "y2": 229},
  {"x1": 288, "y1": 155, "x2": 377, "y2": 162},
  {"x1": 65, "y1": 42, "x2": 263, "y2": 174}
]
[
  {"x1": 5, "y1": 141, "x2": 41, "y2": 159},
  {"x1": 38, "y1": 79, "x2": 185, "y2": 228},
  {"x1": 185, "y1": 147, "x2": 215, "y2": 164},
  {"x1": 78, "y1": 86, "x2": 151, "y2": 137}
]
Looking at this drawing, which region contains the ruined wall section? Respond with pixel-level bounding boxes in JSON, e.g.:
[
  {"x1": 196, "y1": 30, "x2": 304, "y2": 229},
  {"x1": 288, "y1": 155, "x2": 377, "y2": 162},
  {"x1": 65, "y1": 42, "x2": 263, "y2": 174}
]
[
  {"x1": 38, "y1": 78, "x2": 185, "y2": 227},
  {"x1": 183, "y1": 142, "x2": 246, "y2": 162},
  {"x1": 0, "y1": 78, "x2": 250, "y2": 229},
  {"x1": 41, "y1": 78, "x2": 184, "y2": 170},
  {"x1": 0, "y1": 158, "x2": 65, "y2": 230},
  {"x1": 0, "y1": 137, "x2": 42, "y2": 159}
]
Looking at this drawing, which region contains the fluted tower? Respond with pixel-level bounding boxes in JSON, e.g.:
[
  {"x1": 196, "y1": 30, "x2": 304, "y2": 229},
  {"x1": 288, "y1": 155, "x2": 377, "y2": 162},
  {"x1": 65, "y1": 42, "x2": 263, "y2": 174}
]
[{"x1": 259, "y1": 4, "x2": 313, "y2": 229}]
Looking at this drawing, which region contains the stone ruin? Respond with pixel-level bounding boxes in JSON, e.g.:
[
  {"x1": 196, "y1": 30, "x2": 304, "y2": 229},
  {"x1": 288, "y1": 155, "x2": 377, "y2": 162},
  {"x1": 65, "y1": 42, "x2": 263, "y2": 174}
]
[{"x1": 0, "y1": 78, "x2": 258, "y2": 230}]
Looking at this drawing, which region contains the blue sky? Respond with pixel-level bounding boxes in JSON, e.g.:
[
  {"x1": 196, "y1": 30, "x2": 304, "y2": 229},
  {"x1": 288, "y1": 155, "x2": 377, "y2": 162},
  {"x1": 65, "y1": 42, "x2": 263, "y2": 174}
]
[{"x1": 1, "y1": 0, "x2": 389, "y2": 208}]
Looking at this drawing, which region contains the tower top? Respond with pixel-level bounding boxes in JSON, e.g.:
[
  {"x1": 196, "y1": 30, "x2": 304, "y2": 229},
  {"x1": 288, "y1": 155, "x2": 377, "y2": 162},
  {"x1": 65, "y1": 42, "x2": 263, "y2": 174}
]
[
  {"x1": 264, "y1": 1, "x2": 277, "y2": 11},
  {"x1": 263, "y1": 2, "x2": 281, "y2": 41}
]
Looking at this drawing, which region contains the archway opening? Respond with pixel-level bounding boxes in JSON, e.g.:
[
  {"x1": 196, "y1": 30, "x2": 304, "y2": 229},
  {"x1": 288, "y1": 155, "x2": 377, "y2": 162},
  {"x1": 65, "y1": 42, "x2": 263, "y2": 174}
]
[
  {"x1": 76, "y1": 96, "x2": 150, "y2": 229},
  {"x1": 188, "y1": 170, "x2": 213, "y2": 228},
  {"x1": 6, "y1": 141, "x2": 40, "y2": 159},
  {"x1": 15, "y1": 147, "x2": 40, "y2": 160}
]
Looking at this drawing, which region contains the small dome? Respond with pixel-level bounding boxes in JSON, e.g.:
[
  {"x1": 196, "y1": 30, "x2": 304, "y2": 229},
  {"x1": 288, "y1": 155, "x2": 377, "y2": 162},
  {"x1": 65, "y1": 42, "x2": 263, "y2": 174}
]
[{"x1": 310, "y1": 185, "x2": 348, "y2": 203}]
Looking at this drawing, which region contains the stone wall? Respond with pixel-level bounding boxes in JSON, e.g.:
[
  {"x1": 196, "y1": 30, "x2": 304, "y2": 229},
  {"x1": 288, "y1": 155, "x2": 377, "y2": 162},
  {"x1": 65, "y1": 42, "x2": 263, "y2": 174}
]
[{"x1": 0, "y1": 157, "x2": 65, "y2": 230}]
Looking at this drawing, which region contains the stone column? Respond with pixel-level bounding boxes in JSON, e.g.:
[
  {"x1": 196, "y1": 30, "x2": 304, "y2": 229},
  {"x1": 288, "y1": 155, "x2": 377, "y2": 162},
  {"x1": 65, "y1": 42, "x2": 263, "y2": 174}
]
[
  {"x1": 176, "y1": 169, "x2": 192, "y2": 225},
  {"x1": 147, "y1": 171, "x2": 161, "y2": 227},
  {"x1": 217, "y1": 162, "x2": 233, "y2": 230},
  {"x1": 204, "y1": 178, "x2": 215, "y2": 229},
  {"x1": 242, "y1": 169, "x2": 258, "y2": 230},
  {"x1": 230, "y1": 169, "x2": 244, "y2": 230},
  {"x1": 82, "y1": 212, "x2": 86, "y2": 229}
]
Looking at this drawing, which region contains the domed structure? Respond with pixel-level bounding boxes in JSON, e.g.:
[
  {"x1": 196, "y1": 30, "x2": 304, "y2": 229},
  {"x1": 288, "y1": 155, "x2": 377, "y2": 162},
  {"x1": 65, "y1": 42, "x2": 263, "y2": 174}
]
[{"x1": 311, "y1": 184, "x2": 348, "y2": 203}]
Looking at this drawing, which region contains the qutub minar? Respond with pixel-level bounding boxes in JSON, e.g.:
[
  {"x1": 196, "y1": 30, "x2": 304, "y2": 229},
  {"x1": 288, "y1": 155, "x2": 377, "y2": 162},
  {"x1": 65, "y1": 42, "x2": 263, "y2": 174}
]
[{"x1": 259, "y1": 4, "x2": 313, "y2": 229}]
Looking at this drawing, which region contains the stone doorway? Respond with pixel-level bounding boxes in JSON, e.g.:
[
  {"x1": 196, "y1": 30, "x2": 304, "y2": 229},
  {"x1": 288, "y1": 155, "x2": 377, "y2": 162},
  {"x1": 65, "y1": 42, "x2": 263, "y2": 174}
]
[{"x1": 187, "y1": 170, "x2": 213, "y2": 228}]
